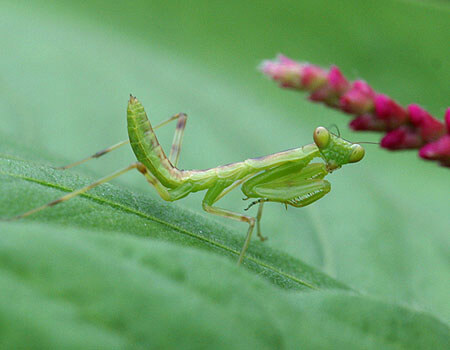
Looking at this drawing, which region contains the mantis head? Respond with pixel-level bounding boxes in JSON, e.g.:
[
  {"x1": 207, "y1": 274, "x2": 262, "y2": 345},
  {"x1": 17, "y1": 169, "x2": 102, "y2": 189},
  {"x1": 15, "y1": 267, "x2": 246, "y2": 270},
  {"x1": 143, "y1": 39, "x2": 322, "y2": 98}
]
[{"x1": 313, "y1": 126, "x2": 365, "y2": 171}]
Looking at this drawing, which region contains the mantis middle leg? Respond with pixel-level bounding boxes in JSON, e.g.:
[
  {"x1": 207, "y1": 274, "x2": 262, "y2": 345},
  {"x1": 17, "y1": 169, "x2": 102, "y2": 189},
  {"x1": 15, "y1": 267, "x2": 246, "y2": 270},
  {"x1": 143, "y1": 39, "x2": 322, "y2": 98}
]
[{"x1": 202, "y1": 180, "x2": 258, "y2": 265}]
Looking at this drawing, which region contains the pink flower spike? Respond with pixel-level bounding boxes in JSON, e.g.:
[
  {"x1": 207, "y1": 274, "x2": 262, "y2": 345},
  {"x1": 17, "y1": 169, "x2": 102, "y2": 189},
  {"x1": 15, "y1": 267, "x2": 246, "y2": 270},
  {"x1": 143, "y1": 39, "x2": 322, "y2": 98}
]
[
  {"x1": 381, "y1": 126, "x2": 423, "y2": 150},
  {"x1": 260, "y1": 55, "x2": 327, "y2": 91},
  {"x1": 408, "y1": 104, "x2": 446, "y2": 143},
  {"x1": 349, "y1": 114, "x2": 388, "y2": 132},
  {"x1": 340, "y1": 80, "x2": 376, "y2": 115},
  {"x1": 419, "y1": 135, "x2": 450, "y2": 167},
  {"x1": 374, "y1": 94, "x2": 408, "y2": 128}
]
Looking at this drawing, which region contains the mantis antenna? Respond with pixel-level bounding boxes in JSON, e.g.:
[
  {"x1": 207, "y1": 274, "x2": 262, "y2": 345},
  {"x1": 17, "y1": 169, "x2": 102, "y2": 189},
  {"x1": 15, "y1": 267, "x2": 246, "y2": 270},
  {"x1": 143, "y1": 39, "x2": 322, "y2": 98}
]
[{"x1": 327, "y1": 124, "x2": 341, "y2": 137}]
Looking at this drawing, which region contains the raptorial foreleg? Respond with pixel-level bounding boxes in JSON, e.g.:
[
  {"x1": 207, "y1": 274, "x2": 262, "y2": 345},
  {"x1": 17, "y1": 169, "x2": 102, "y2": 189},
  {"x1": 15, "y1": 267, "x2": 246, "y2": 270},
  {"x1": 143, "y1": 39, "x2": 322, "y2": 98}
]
[{"x1": 242, "y1": 162, "x2": 330, "y2": 207}]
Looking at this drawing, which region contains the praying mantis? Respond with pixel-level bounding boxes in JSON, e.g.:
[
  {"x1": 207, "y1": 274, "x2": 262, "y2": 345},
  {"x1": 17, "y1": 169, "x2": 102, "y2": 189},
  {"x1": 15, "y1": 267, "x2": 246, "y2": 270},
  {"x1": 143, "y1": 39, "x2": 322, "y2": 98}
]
[{"x1": 10, "y1": 95, "x2": 365, "y2": 265}]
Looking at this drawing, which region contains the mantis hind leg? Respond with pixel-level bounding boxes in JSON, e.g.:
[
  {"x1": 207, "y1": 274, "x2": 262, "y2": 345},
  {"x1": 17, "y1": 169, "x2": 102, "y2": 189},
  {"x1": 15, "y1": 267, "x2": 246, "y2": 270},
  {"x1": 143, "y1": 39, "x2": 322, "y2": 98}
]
[
  {"x1": 202, "y1": 181, "x2": 257, "y2": 265},
  {"x1": 57, "y1": 113, "x2": 187, "y2": 170},
  {"x1": 9, "y1": 162, "x2": 177, "y2": 220},
  {"x1": 10, "y1": 163, "x2": 145, "y2": 220},
  {"x1": 57, "y1": 139, "x2": 130, "y2": 170}
]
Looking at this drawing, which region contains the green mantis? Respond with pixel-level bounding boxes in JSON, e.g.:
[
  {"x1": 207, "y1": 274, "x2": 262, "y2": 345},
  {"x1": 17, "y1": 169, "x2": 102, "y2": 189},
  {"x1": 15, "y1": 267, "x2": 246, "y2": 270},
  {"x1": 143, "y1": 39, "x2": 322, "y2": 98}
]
[{"x1": 11, "y1": 95, "x2": 365, "y2": 265}]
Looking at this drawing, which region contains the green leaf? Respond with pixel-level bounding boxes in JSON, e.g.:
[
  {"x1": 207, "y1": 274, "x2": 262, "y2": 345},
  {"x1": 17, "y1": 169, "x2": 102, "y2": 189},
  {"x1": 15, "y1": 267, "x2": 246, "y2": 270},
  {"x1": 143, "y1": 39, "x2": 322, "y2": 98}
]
[
  {"x1": 0, "y1": 0, "x2": 449, "y2": 347},
  {"x1": 1, "y1": 222, "x2": 448, "y2": 349}
]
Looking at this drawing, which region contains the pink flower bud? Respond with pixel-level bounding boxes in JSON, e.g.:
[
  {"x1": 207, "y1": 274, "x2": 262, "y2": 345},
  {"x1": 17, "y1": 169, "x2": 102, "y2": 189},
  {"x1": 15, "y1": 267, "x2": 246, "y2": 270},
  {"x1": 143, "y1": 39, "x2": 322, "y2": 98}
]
[
  {"x1": 374, "y1": 94, "x2": 408, "y2": 129},
  {"x1": 407, "y1": 104, "x2": 446, "y2": 143},
  {"x1": 381, "y1": 126, "x2": 423, "y2": 150},
  {"x1": 349, "y1": 114, "x2": 388, "y2": 131},
  {"x1": 260, "y1": 55, "x2": 327, "y2": 90},
  {"x1": 310, "y1": 66, "x2": 350, "y2": 107},
  {"x1": 419, "y1": 135, "x2": 450, "y2": 167},
  {"x1": 328, "y1": 66, "x2": 350, "y2": 94},
  {"x1": 340, "y1": 80, "x2": 376, "y2": 115},
  {"x1": 420, "y1": 109, "x2": 450, "y2": 166},
  {"x1": 301, "y1": 65, "x2": 328, "y2": 90}
]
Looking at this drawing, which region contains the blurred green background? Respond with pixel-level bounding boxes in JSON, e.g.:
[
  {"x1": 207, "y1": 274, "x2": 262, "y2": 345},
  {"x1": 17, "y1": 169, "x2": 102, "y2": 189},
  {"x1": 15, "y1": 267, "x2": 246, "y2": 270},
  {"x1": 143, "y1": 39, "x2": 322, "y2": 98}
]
[{"x1": 0, "y1": 0, "x2": 449, "y2": 347}]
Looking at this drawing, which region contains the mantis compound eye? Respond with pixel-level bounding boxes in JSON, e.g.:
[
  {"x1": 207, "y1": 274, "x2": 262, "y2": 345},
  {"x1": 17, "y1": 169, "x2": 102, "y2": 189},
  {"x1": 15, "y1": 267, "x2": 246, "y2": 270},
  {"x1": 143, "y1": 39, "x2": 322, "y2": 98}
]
[
  {"x1": 313, "y1": 126, "x2": 330, "y2": 149},
  {"x1": 349, "y1": 144, "x2": 365, "y2": 163}
]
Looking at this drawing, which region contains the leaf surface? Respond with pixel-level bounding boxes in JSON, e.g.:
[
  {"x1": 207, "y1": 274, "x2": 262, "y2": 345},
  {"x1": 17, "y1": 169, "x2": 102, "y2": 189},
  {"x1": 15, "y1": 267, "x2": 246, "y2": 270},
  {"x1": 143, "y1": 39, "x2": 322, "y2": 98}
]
[
  {"x1": 0, "y1": 222, "x2": 448, "y2": 349},
  {"x1": 0, "y1": 0, "x2": 449, "y2": 347}
]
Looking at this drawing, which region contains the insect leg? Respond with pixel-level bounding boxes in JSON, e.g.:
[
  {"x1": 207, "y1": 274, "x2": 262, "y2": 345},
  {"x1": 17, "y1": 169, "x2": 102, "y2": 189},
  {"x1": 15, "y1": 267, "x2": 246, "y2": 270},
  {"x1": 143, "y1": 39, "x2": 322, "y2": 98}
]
[
  {"x1": 255, "y1": 201, "x2": 267, "y2": 241},
  {"x1": 10, "y1": 162, "x2": 148, "y2": 220},
  {"x1": 57, "y1": 113, "x2": 186, "y2": 170},
  {"x1": 242, "y1": 162, "x2": 329, "y2": 204},
  {"x1": 167, "y1": 113, "x2": 187, "y2": 167},
  {"x1": 202, "y1": 181, "x2": 256, "y2": 265},
  {"x1": 137, "y1": 165, "x2": 194, "y2": 202},
  {"x1": 57, "y1": 139, "x2": 130, "y2": 170},
  {"x1": 243, "y1": 199, "x2": 267, "y2": 241},
  {"x1": 215, "y1": 173, "x2": 254, "y2": 203}
]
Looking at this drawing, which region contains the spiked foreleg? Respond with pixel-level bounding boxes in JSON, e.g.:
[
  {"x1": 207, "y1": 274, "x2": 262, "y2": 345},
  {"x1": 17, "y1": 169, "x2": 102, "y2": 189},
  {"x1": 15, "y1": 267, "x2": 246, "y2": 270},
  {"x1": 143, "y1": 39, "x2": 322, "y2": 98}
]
[
  {"x1": 202, "y1": 181, "x2": 257, "y2": 265},
  {"x1": 242, "y1": 162, "x2": 331, "y2": 208}
]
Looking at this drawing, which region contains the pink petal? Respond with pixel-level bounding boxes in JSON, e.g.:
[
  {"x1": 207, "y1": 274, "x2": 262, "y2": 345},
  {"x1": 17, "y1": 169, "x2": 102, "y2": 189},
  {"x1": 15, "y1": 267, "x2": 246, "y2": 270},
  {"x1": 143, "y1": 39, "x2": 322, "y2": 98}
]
[
  {"x1": 408, "y1": 104, "x2": 446, "y2": 143},
  {"x1": 349, "y1": 114, "x2": 388, "y2": 131},
  {"x1": 381, "y1": 126, "x2": 423, "y2": 150},
  {"x1": 340, "y1": 80, "x2": 376, "y2": 114}
]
